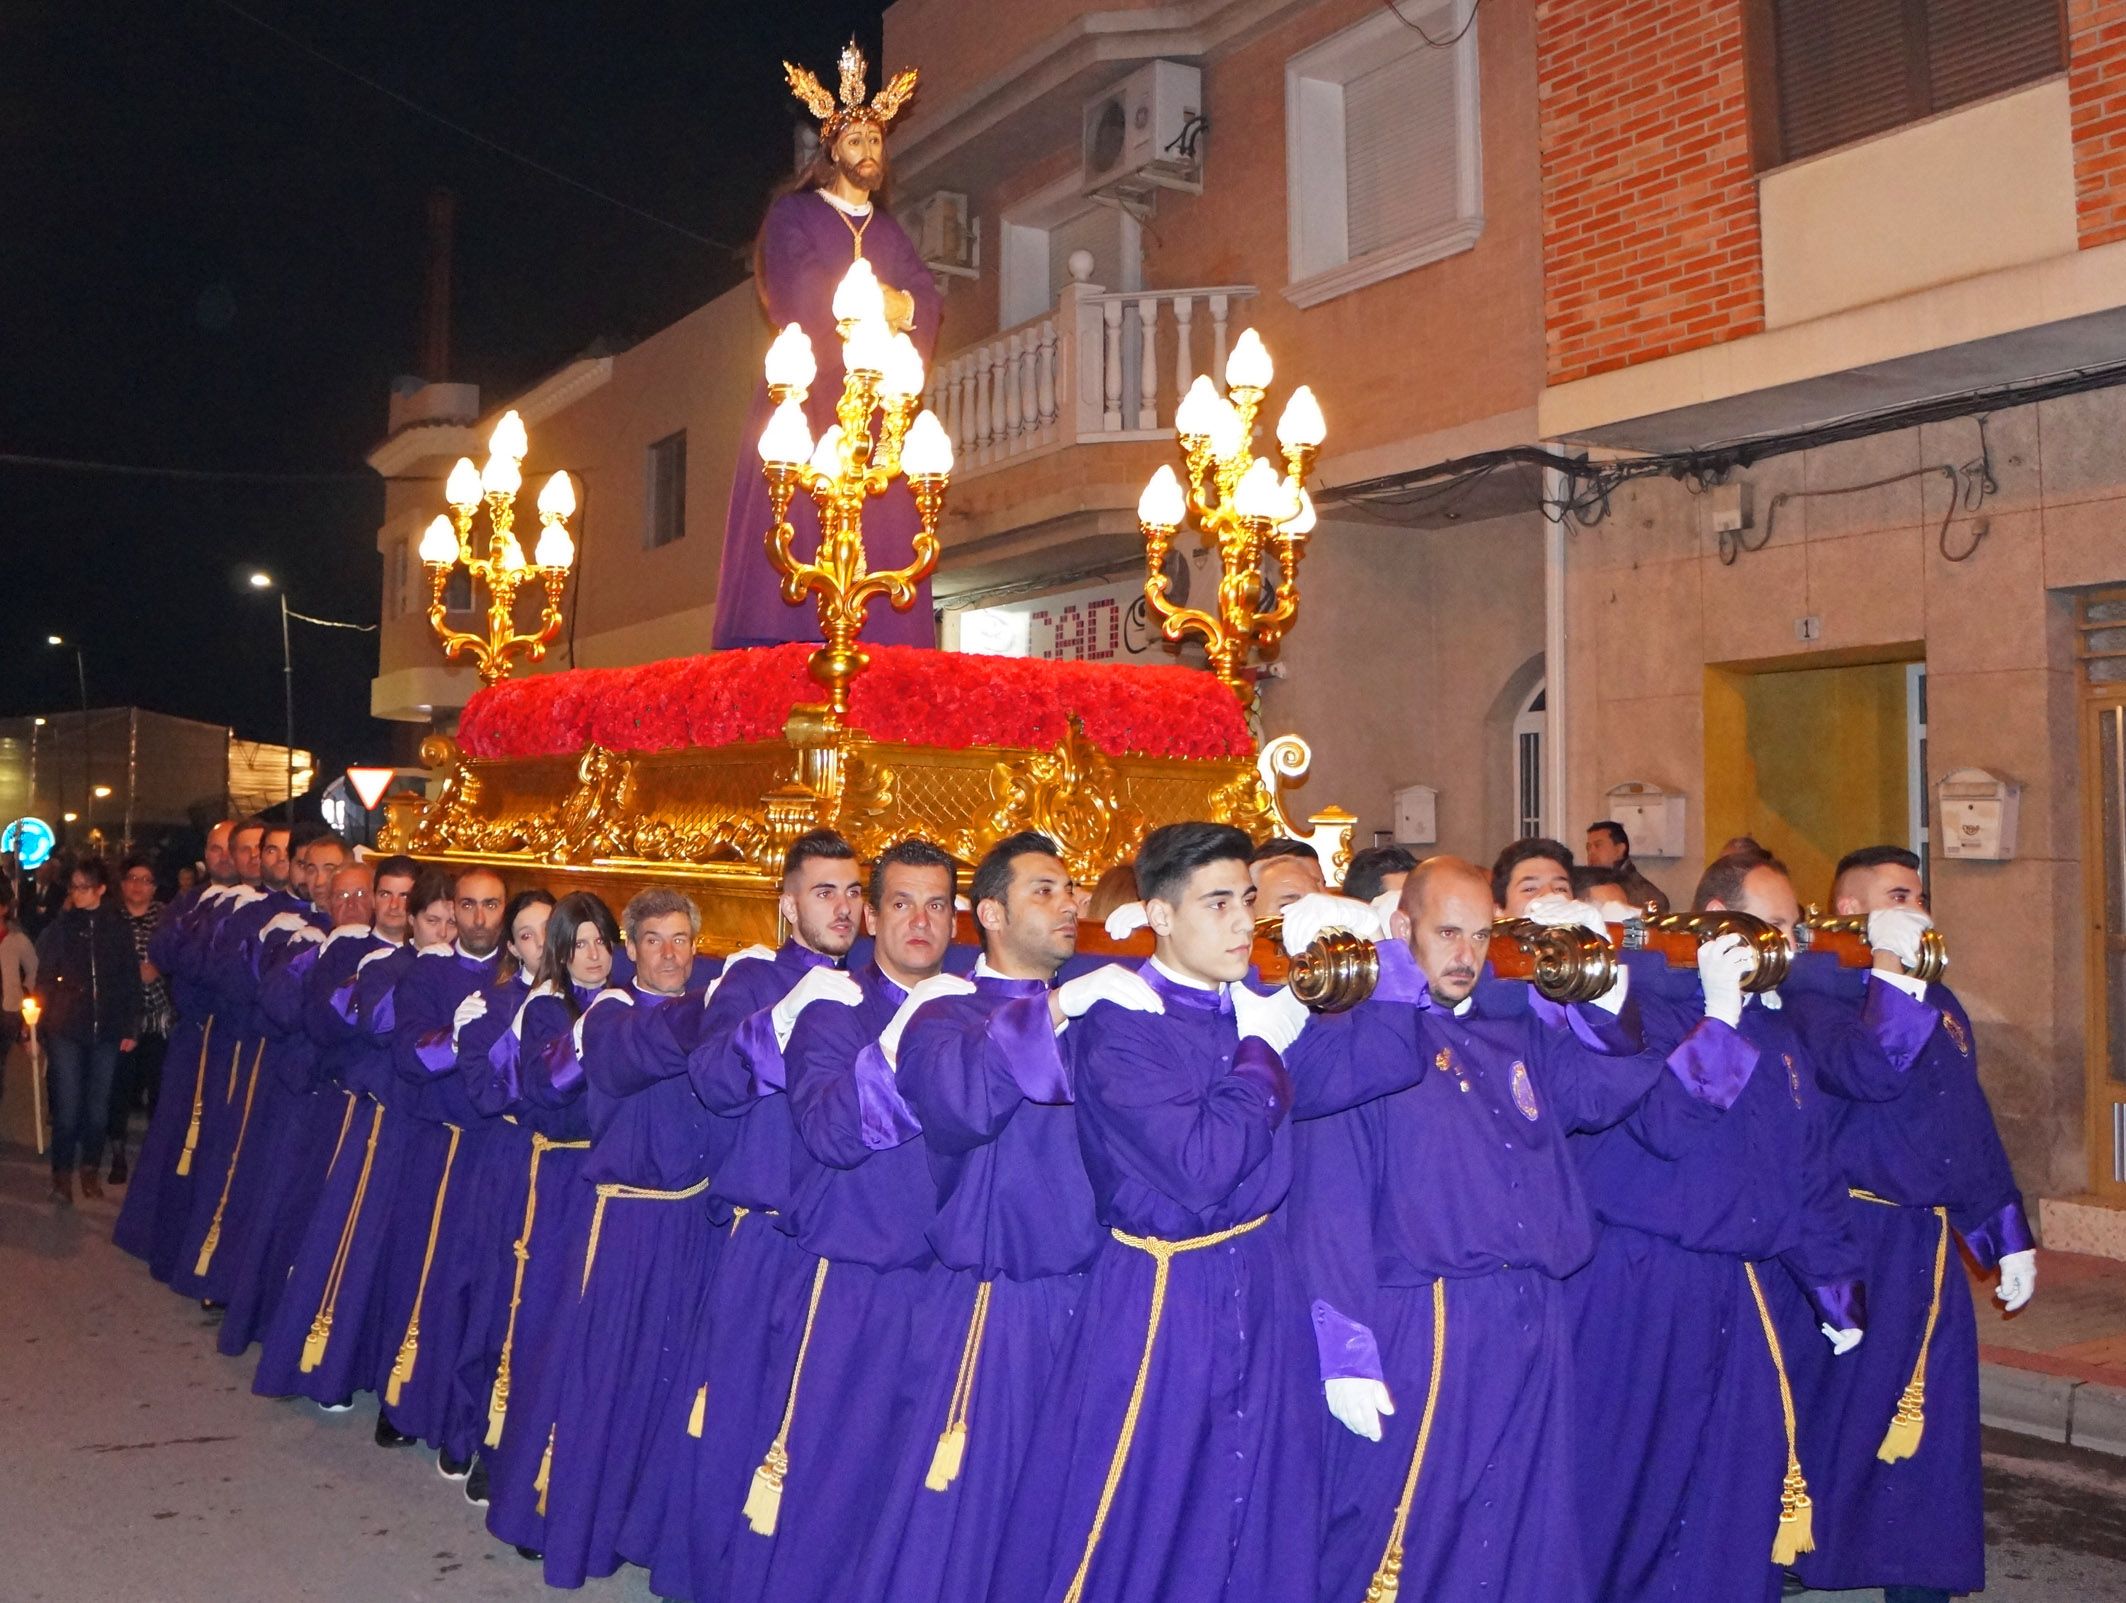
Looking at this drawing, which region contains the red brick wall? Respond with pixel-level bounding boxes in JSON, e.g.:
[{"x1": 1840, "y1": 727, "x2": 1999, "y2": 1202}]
[
  {"x1": 1537, "y1": 0, "x2": 1763, "y2": 384},
  {"x1": 2072, "y1": 1, "x2": 2126, "y2": 247}
]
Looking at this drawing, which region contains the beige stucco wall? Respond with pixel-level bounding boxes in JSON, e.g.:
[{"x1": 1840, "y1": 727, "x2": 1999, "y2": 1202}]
[{"x1": 1559, "y1": 389, "x2": 2112, "y2": 1198}]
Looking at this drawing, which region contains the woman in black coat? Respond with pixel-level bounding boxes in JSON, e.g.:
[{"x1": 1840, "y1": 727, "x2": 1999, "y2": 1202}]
[{"x1": 33, "y1": 856, "x2": 141, "y2": 1205}]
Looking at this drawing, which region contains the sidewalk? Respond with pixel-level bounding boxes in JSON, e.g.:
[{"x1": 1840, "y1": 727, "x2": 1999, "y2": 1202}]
[{"x1": 1973, "y1": 1249, "x2": 2126, "y2": 1457}]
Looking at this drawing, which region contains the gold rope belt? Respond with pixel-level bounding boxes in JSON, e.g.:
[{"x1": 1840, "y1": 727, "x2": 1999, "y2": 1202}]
[
  {"x1": 324, "y1": 1090, "x2": 358, "y2": 1175},
  {"x1": 536, "y1": 1172, "x2": 716, "y2": 1514},
  {"x1": 300, "y1": 1100, "x2": 385, "y2": 1374},
  {"x1": 1362, "y1": 1279, "x2": 1448, "y2": 1603},
  {"x1": 1849, "y1": 1187, "x2": 1953, "y2": 1463},
  {"x1": 743, "y1": 1256, "x2": 832, "y2": 1537},
  {"x1": 225, "y1": 1032, "x2": 243, "y2": 1103},
  {"x1": 681, "y1": 1206, "x2": 780, "y2": 1441},
  {"x1": 1060, "y1": 1213, "x2": 1272, "y2": 1603},
  {"x1": 924, "y1": 1278, "x2": 996, "y2": 1493},
  {"x1": 485, "y1": 1133, "x2": 591, "y2": 1447},
  {"x1": 385, "y1": 1123, "x2": 465, "y2": 1407},
  {"x1": 174, "y1": 1016, "x2": 215, "y2": 1177},
  {"x1": 194, "y1": 1039, "x2": 267, "y2": 1277},
  {"x1": 1743, "y1": 1261, "x2": 1816, "y2": 1564}
]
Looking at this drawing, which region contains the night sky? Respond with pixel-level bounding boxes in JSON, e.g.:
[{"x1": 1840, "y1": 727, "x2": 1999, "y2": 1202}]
[{"x1": 2, "y1": 0, "x2": 882, "y2": 780}]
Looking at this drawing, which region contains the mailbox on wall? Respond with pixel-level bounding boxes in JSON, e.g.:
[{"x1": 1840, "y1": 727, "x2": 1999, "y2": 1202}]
[
  {"x1": 1604, "y1": 781, "x2": 1687, "y2": 860},
  {"x1": 1937, "y1": 767, "x2": 2020, "y2": 861},
  {"x1": 1392, "y1": 783, "x2": 1438, "y2": 846}
]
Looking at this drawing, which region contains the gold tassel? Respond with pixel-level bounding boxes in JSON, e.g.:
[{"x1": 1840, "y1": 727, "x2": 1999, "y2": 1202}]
[
  {"x1": 1770, "y1": 1462, "x2": 1816, "y2": 1564},
  {"x1": 743, "y1": 1445, "x2": 787, "y2": 1536},
  {"x1": 534, "y1": 1425, "x2": 555, "y2": 1516},
  {"x1": 298, "y1": 1313, "x2": 331, "y2": 1375},
  {"x1": 175, "y1": 1018, "x2": 214, "y2": 1176},
  {"x1": 384, "y1": 1124, "x2": 463, "y2": 1410},
  {"x1": 745, "y1": 1258, "x2": 831, "y2": 1537},
  {"x1": 687, "y1": 1384, "x2": 708, "y2": 1439},
  {"x1": 1877, "y1": 1384, "x2": 1926, "y2": 1463},
  {"x1": 1363, "y1": 1279, "x2": 1447, "y2": 1603},
  {"x1": 1363, "y1": 1558, "x2": 1402, "y2": 1603},
  {"x1": 385, "y1": 1328, "x2": 417, "y2": 1406},
  {"x1": 924, "y1": 1423, "x2": 967, "y2": 1492},
  {"x1": 485, "y1": 1365, "x2": 511, "y2": 1449},
  {"x1": 194, "y1": 1042, "x2": 265, "y2": 1278}
]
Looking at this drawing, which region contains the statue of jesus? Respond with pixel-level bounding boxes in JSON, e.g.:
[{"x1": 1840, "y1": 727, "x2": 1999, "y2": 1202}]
[{"x1": 712, "y1": 42, "x2": 943, "y2": 651}]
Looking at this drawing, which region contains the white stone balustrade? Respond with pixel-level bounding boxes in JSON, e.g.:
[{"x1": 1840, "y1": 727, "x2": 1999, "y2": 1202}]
[{"x1": 924, "y1": 254, "x2": 1257, "y2": 475}]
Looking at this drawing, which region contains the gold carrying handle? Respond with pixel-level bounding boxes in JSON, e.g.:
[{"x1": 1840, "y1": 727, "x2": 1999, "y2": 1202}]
[
  {"x1": 1638, "y1": 909, "x2": 1792, "y2": 993},
  {"x1": 1796, "y1": 910, "x2": 1948, "y2": 986}
]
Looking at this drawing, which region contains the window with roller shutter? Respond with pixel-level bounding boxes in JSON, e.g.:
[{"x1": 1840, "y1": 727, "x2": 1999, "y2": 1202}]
[
  {"x1": 1746, "y1": 0, "x2": 2065, "y2": 170},
  {"x1": 1283, "y1": 1, "x2": 1484, "y2": 309}
]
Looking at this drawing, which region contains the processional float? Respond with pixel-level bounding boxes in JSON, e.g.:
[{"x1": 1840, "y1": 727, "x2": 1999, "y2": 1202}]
[{"x1": 384, "y1": 271, "x2": 1943, "y2": 998}]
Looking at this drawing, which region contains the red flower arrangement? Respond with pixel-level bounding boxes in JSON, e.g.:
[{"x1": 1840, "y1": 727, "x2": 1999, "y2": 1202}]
[{"x1": 456, "y1": 645, "x2": 1254, "y2": 763}]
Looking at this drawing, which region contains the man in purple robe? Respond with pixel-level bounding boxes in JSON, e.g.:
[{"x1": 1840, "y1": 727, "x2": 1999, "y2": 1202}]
[
  {"x1": 538, "y1": 887, "x2": 721, "y2": 1591},
  {"x1": 877, "y1": 831, "x2": 1134, "y2": 1603},
  {"x1": 370, "y1": 868, "x2": 510, "y2": 1465},
  {"x1": 113, "y1": 817, "x2": 235, "y2": 1269},
  {"x1": 713, "y1": 42, "x2": 941, "y2": 651},
  {"x1": 641, "y1": 829, "x2": 865, "y2": 1603},
  {"x1": 1782, "y1": 844, "x2": 2035, "y2": 1603},
  {"x1": 989, "y1": 822, "x2": 1360, "y2": 1603},
  {"x1": 1284, "y1": 856, "x2": 1666, "y2": 1603},
  {"x1": 721, "y1": 837, "x2": 967, "y2": 1603},
  {"x1": 1566, "y1": 851, "x2": 1866, "y2": 1603}
]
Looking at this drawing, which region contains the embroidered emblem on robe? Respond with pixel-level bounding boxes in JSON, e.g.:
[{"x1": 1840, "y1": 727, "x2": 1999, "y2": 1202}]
[
  {"x1": 1942, "y1": 1011, "x2": 1970, "y2": 1057},
  {"x1": 1509, "y1": 1060, "x2": 1539, "y2": 1121},
  {"x1": 1783, "y1": 1052, "x2": 1803, "y2": 1109}
]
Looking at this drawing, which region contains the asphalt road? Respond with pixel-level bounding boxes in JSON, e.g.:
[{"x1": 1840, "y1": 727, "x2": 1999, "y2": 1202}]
[{"x1": 3, "y1": 1139, "x2": 2123, "y2": 1602}]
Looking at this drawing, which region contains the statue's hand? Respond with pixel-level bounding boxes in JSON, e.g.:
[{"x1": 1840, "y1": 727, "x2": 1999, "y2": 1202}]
[{"x1": 881, "y1": 284, "x2": 916, "y2": 333}]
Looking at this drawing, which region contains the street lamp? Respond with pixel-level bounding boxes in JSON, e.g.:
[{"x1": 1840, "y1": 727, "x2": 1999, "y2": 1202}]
[
  {"x1": 47, "y1": 636, "x2": 90, "y2": 841},
  {"x1": 245, "y1": 572, "x2": 299, "y2": 824}
]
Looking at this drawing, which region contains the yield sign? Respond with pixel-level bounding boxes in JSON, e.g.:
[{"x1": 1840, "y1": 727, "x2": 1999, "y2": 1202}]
[{"x1": 346, "y1": 766, "x2": 397, "y2": 811}]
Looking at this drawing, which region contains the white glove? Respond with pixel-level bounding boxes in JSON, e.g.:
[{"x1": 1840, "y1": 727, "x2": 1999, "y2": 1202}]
[
  {"x1": 1278, "y1": 892, "x2": 1385, "y2": 956},
  {"x1": 1867, "y1": 909, "x2": 1935, "y2": 974},
  {"x1": 571, "y1": 986, "x2": 634, "y2": 1055},
  {"x1": 416, "y1": 941, "x2": 453, "y2": 958},
  {"x1": 1323, "y1": 1377, "x2": 1396, "y2": 1442},
  {"x1": 1697, "y1": 933, "x2": 1751, "y2": 1029},
  {"x1": 451, "y1": 989, "x2": 488, "y2": 1047},
  {"x1": 1103, "y1": 901, "x2": 1149, "y2": 940},
  {"x1": 1996, "y1": 1248, "x2": 2037, "y2": 1313},
  {"x1": 286, "y1": 925, "x2": 325, "y2": 948},
  {"x1": 1820, "y1": 1324, "x2": 1864, "y2": 1356},
  {"x1": 878, "y1": 973, "x2": 978, "y2": 1065},
  {"x1": 1594, "y1": 899, "x2": 1636, "y2": 926},
  {"x1": 263, "y1": 911, "x2": 314, "y2": 939},
  {"x1": 1052, "y1": 964, "x2": 1165, "y2": 1023},
  {"x1": 1368, "y1": 889, "x2": 1404, "y2": 930},
  {"x1": 770, "y1": 966, "x2": 864, "y2": 1050},
  {"x1": 703, "y1": 944, "x2": 778, "y2": 1009},
  {"x1": 1232, "y1": 983, "x2": 1310, "y2": 1055},
  {"x1": 1525, "y1": 896, "x2": 1610, "y2": 939}
]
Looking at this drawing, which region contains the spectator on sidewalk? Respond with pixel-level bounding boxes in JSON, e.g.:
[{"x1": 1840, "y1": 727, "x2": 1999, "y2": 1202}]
[
  {"x1": 0, "y1": 885, "x2": 37, "y2": 1105},
  {"x1": 106, "y1": 854, "x2": 172, "y2": 1184},
  {"x1": 1583, "y1": 820, "x2": 1670, "y2": 914},
  {"x1": 32, "y1": 857, "x2": 140, "y2": 1206}
]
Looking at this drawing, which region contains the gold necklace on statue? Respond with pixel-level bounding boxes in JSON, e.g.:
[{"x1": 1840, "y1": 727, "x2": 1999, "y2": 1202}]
[{"x1": 825, "y1": 194, "x2": 873, "y2": 260}]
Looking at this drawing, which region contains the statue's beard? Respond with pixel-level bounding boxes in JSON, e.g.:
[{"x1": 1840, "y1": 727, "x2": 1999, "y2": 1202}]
[{"x1": 836, "y1": 153, "x2": 884, "y2": 195}]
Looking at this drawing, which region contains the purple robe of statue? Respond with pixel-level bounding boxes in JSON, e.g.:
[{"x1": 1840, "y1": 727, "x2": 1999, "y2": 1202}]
[
  {"x1": 868, "y1": 970, "x2": 1095, "y2": 1603},
  {"x1": 712, "y1": 189, "x2": 943, "y2": 650},
  {"x1": 1565, "y1": 984, "x2": 1864, "y2": 1603},
  {"x1": 479, "y1": 982, "x2": 599, "y2": 1557},
  {"x1": 1286, "y1": 959, "x2": 1666, "y2": 1603},
  {"x1": 1782, "y1": 961, "x2": 2031, "y2": 1596},
  {"x1": 640, "y1": 942, "x2": 840, "y2": 1603},
  {"x1": 538, "y1": 980, "x2": 720, "y2": 1592}
]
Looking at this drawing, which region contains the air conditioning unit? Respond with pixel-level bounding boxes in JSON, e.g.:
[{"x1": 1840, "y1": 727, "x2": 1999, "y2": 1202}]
[
  {"x1": 1081, "y1": 60, "x2": 1204, "y2": 205},
  {"x1": 904, "y1": 190, "x2": 980, "y2": 280}
]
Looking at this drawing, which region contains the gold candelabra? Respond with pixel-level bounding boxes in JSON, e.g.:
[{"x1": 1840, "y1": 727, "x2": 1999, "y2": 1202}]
[
  {"x1": 1136, "y1": 330, "x2": 1325, "y2": 708},
  {"x1": 756, "y1": 258, "x2": 954, "y2": 729},
  {"x1": 421, "y1": 409, "x2": 578, "y2": 685}
]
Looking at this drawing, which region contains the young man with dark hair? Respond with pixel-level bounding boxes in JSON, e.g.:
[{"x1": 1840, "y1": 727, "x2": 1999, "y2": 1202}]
[
  {"x1": 1566, "y1": 848, "x2": 1863, "y2": 1602},
  {"x1": 1585, "y1": 820, "x2": 1670, "y2": 914},
  {"x1": 1341, "y1": 842, "x2": 1418, "y2": 906},
  {"x1": 34, "y1": 856, "x2": 140, "y2": 1204},
  {"x1": 633, "y1": 830, "x2": 868, "y2": 1603},
  {"x1": 722, "y1": 837, "x2": 967, "y2": 1602},
  {"x1": 106, "y1": 852, "x2": 172, "y2": 1181},
  {"x1": 1778, "y1": 843, "x2": 2030, "y2": 1603},
  {"x1": 1492, "y1": 835, "x2": 1576, "y2": 914},
  {"x1": 995, "y1": 821, "x2": 1360, "y2": 1603}
]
